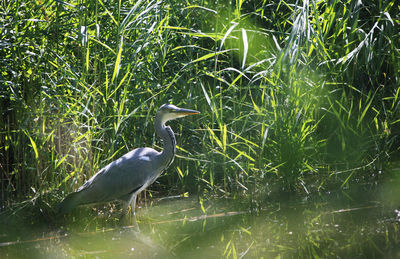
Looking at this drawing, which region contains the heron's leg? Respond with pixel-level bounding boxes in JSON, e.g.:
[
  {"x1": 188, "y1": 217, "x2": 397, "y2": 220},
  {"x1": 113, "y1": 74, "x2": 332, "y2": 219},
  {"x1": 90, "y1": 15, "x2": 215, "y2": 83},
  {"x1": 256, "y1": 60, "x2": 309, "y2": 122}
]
[
  {"x1": 128, "y1": 194, "x2": 139, "y2": 228},
  {"x1": 121, "y1": 200, "x2": 130, "y2": 216},
  {"x1": 130, "y1": 194, "x2": 137, "y2": 216},
  {"x1": 120, "y1": 194, "x2": 134, "y2": 214},
  {"x1": 120, "y1": 194, "x2": 139, "y2": 228}
]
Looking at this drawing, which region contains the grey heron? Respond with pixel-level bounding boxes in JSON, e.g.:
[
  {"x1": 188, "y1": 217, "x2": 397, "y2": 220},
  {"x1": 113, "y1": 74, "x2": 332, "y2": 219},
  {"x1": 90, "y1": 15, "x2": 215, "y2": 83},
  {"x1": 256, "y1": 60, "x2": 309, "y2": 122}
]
[{"x1": 58, "y1": 104, "x2": 200, "y2": 216}]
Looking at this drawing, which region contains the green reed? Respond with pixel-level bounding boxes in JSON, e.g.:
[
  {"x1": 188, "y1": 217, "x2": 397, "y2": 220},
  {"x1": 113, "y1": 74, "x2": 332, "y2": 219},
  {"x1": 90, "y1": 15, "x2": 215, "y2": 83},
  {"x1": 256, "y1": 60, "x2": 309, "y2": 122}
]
[{"x1": 0, "y1": 0, "x2": 399, "y2": 213}]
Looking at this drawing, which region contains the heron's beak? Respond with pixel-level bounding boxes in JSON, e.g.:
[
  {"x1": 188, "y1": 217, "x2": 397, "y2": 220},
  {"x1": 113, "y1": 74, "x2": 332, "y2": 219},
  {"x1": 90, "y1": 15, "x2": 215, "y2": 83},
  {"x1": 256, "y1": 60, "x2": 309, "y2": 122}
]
[{"x1": 176, "y1": 108, "x2": 200, "y2": 116}]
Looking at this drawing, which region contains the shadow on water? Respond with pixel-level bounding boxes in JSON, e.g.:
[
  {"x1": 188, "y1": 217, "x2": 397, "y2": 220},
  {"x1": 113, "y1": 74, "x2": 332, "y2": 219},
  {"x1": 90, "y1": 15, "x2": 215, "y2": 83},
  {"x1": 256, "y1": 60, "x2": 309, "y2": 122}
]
[{"x1": 0, "y1": 174, "x2": 399, "y2": 258}]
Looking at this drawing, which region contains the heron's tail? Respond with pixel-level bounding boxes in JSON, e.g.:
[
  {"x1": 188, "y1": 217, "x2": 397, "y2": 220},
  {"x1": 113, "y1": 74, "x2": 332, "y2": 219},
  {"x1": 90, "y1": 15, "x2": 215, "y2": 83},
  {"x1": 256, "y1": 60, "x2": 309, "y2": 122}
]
[{"x1": 57, "y1": 192, "x2": 81, "y2": 214}]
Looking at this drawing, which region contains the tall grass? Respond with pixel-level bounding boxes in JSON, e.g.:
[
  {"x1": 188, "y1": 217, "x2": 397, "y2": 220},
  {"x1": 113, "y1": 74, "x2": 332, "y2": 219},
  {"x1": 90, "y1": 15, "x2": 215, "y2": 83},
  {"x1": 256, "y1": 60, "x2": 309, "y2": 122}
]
[{"x1": 0, "y1": 0, "x2": 399, "y2": 212}]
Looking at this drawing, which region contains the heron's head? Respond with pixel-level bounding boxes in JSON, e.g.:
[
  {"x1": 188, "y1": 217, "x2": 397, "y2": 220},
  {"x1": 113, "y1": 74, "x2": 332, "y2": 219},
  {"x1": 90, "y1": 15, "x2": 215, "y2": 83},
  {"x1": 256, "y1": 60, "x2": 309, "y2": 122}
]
[{"x1": 157, "y1": 104, "x2": 200, "y2": 125}]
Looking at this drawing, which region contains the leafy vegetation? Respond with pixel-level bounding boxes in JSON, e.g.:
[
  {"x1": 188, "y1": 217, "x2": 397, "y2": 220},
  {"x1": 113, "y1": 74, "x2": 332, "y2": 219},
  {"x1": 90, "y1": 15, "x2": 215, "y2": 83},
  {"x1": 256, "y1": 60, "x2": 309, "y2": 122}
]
[
  {"x1": 1, "y1": 1, "x2": 400, "y2": 258},
  {"x1": 1, "y1": 0, "x2": 399, "y2": 213}
]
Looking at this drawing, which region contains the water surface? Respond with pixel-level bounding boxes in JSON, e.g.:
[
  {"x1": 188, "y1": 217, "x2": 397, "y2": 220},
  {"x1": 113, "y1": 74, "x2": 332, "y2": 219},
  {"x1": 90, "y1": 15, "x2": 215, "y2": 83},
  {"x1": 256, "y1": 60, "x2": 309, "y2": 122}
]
[{"x1": 1, "y1": 181, "x2": 399, "y2": 258}]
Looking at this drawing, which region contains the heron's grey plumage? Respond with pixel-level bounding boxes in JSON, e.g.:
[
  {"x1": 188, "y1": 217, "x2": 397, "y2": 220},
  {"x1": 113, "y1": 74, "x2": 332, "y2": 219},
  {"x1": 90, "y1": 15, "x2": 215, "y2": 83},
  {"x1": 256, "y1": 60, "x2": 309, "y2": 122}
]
[{"x1": 58, "y1": 104, "x2": 199, "y2": 215}]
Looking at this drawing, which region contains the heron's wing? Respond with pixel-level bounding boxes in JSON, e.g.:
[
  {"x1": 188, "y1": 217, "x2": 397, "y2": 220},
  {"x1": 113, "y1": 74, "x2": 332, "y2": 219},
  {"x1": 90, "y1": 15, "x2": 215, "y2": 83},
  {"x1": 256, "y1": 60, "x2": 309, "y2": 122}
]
[{"x1": 74, "y1": 147, "x2": 161, "y2": 205}]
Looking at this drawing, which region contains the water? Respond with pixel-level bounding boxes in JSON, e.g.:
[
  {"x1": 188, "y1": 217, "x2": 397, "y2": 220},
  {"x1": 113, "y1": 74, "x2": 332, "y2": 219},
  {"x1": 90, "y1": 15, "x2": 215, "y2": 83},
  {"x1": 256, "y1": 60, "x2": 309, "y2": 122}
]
[{"x1": 1, "y1": 182, "x2": 399, "y2": 258}]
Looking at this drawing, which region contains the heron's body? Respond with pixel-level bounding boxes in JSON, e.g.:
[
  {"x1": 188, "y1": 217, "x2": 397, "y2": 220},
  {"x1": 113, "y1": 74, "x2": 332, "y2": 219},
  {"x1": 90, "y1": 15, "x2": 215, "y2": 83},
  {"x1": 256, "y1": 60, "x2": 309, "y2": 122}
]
[{"x1": 58, "y1": 104, "x2": 199, "y2": 215}]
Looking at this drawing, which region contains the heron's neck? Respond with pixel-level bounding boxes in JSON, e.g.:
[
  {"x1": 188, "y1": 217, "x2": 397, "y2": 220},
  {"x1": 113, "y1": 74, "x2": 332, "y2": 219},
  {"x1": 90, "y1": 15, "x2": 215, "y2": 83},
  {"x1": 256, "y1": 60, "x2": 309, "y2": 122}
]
[{"x1": 154, "y1": 116, "x2": 176, "y2": 169}]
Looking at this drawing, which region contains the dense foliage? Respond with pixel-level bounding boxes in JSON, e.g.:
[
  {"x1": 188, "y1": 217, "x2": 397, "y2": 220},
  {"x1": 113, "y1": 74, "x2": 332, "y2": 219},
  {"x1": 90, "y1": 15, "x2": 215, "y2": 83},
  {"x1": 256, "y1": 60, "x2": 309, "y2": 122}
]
[{"x1": 1, "y1": 0, "x2": 399, "y2": 210}]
